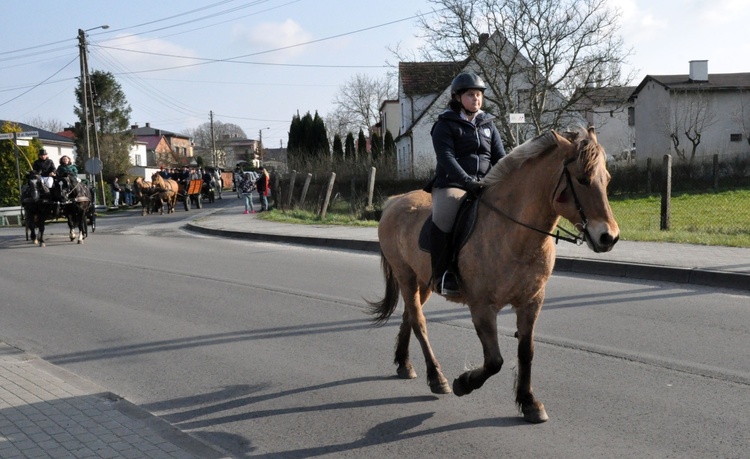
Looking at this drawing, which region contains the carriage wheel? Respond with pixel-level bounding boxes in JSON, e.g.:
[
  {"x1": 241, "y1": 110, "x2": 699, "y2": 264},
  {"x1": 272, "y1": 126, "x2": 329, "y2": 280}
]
[
  {"x1": 196, "y1": 194, "x2": 203, "y2": 209},
  {"x1": 184, "y1": 196, "x2": 191, "y2": 211},
  {"x1": 89, "y1": 211, "x2": 96, "y2": 232}
]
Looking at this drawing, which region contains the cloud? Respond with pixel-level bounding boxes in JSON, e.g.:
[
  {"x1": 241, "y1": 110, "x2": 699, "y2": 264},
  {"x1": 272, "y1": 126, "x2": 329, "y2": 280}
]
[
  {"x1": 96, "y1": 34, "x2": 199, "y2": 72},
  {"x1": 232, "y1": 19, "x2": 313, "y2": 61},
  {"x1": 698, "y1": 0, "x2": 750, "y2": 26}
]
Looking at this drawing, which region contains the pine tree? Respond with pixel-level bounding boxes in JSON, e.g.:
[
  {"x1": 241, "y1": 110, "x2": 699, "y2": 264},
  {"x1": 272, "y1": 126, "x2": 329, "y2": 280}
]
[
  {"x1": 332, "y1": 134, "x2": 344, "y2": 162},
  {"x1": 371, "y1": 132, "x2": 382, "y2": 162},
  {"x1": 73, "y1": 70, "x2": 132, "y2": 181},
  {"x1": 357, "y1": 129, "x2": 368, "y2": 164},
  {"x1": 344, "y1": 132, "x2": 355, "y2": 162}
]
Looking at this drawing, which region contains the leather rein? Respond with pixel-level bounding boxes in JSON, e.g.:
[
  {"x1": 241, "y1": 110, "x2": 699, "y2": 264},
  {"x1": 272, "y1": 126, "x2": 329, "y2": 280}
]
[{"x1": 478, "y1": 157, "x2": 591, "y2": 246}]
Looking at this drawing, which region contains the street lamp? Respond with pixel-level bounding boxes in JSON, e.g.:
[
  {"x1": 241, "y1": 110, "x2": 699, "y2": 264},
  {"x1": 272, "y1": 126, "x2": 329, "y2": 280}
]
[{"x1": 78, "y1": 25, "x2": 109, "y2": 205}]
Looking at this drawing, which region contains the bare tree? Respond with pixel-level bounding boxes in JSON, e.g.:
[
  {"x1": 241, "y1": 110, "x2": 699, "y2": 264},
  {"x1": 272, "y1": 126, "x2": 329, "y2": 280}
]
[
  {"x1": 331, "y1": 73, "x2": 397, "y2": 136},
  {"x1": 24, "y1": 116, "x2": 66, "y2": 133},
  {"x1": 730, "y1": 90, "x2": 750, "y2": 150},
  {"x1": 664, "y1": 90, "x2": 718, "y2": 163},
  {"x1": 410, "y1": 0, "x2": 633, "y2": 145},
  {"x1": 185, "y1": 120, "x2": 246, "y2": 166}
]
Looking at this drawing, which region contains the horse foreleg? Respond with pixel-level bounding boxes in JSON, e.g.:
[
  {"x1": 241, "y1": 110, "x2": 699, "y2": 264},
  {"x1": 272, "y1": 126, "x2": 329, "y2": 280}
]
[
  {"x1": 402, "y1": 282, "x2": 450, "y2": 394},
  {"x1": 453, "y1": 305, "x2": 504, "y2": 397},
  {"x1": 514, "y1": 296, "x2": 548, "y2": 423}
]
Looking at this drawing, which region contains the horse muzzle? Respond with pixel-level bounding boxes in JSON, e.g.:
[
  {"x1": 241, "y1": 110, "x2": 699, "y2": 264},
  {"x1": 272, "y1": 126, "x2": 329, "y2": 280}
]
[{"x1": 584, "y1": 221, "x2": 620, "y2": 253}]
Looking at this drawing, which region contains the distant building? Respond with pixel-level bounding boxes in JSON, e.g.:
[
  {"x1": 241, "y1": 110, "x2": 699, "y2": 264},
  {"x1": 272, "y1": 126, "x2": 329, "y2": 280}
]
[
  {"x1": 0, "y1": 119, "x2": 75, "y2": 168},
  {"x1": 129, "y1": 123, "x2": 194, "y2": 167}
]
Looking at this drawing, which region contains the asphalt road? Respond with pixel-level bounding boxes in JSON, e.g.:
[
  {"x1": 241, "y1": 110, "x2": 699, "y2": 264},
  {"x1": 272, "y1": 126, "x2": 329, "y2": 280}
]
[{"x1": 0, "y1": 201, "x2": 748, "y2": 458}]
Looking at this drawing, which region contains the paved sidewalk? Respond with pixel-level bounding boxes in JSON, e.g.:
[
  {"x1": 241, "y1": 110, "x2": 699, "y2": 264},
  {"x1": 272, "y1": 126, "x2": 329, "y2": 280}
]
[
  {"x1": 0, "y1": 343, "x2": 228, "y2": 459},
  {"x1": 187, "y1": 207, "x2": 750, "y2": 292}
]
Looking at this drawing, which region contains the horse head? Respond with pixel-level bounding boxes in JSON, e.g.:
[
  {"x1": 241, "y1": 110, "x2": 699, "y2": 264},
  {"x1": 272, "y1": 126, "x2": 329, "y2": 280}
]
[
  {"x1": 551, "y1": 127, "x2": 619, "y2": 253},
  {"x1": 22, "y1": 171, "x2": 42, "y2": 203}
]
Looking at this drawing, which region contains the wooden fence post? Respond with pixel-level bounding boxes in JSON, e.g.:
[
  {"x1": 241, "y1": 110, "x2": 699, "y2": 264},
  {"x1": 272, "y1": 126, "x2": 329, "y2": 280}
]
[
  {"x1": 367, "y1": 167, "x2": 376, "y2": 209},
  {"x1": 271, "y1": 171, "x2": 281, "y2": 210},
  {"x1": 299, "y1": 173, "x2": 312, "y2": 209},
  {"x1": 713, "y1": 154, "x2": 719, "y2": 189},
  {"x1": 320, "y1": 172, "x2": 336, "y2": 219},
  {"x1": 660, "y1": 154, "x2": 672, "y2": 230},
  {"x1": 285, "y1": 170, "x2": 297, "y2": 209}
]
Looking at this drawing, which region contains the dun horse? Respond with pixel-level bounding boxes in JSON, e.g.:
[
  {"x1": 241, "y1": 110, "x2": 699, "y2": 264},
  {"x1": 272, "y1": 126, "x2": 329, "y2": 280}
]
[
  {"x1": 368, "y1": 128, "x2": 619, "y2": 423},
  {"x1": 150, "y1": 173, "x2": 178, "y2": 214}
]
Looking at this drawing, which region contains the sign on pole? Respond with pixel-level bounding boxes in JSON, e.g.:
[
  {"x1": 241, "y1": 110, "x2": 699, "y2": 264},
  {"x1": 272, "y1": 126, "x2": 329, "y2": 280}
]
[
  {"x1": 18, "y1": 131, "x2": 39, "y2": 138},
  {"x1": 0, "y1": 133, "x2": 13, "y2": 140},
  {"x1": 509, "y1": 113, "x2": 525, "y2": 124}
]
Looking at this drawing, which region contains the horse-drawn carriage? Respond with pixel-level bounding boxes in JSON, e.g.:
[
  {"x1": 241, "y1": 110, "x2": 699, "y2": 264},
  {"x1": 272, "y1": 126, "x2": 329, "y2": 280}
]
[
  {"x1": 180, "y1": 178, "x2": 203, "y2": 210},
  {"x1": 22, "y1": 172, "x2": 93, "y2": 247}
]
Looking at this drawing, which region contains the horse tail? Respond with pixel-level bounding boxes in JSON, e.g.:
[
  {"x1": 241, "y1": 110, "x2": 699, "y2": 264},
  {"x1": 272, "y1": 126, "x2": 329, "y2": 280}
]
[{"x1": 367, "y1": 251, "x2": 400, "y2": 326}]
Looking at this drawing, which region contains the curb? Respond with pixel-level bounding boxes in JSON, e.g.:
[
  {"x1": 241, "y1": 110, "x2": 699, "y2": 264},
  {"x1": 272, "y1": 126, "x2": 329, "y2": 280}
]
[{"x1": 185, "y1": 223, "x2": 750, "y2": 293}]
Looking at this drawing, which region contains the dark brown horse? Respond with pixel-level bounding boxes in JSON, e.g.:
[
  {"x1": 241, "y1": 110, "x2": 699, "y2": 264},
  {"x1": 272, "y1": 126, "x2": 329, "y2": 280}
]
[
  {"x1": 22, "y1": 171, "x2": 57, "y2": 247},
  {"x1": 58, "y1": 177, "x2": 92, "y2": 244},
  {"x1": 133, "y1": 177, "x2": 155, "y2": 216},
  {"x1": 368, "y1": 128, "x2": 619, "y2": 423}
]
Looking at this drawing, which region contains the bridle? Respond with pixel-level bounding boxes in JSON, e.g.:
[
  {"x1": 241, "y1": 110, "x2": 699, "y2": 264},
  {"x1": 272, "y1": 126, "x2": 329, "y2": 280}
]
[{"x1": 478, "y1": 156, "x2": 591, "y2": 246}]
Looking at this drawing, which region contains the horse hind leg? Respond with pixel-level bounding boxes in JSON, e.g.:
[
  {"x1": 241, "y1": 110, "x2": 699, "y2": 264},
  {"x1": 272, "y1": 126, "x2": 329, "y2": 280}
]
[{"x1": 401, "y1": 281, "x2": 450, "y2": 394}]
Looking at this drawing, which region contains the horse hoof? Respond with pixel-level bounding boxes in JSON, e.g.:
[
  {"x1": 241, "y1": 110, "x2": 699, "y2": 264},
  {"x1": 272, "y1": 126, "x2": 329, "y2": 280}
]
[
  {"x1": 452, "y1": 374, "x2": 473, "y2": 397},
  {"x1": 40, "y1": 242, "x2": 46, "y2": 248},
  {"x1": 522, "y1": 403, "x2": 549, "y2": 423},
  {"x1": 397, "y1": 364, "x2": 417, "y2": 380},
  {"x1": 430, "y1": 380, "x2": 452, "y2": 394}
]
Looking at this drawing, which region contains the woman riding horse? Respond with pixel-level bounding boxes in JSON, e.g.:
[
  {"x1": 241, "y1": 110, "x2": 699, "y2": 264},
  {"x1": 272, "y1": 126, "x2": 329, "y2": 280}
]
[{"x1": 368, "y1": 128, "x2": 619, "y2": 423}]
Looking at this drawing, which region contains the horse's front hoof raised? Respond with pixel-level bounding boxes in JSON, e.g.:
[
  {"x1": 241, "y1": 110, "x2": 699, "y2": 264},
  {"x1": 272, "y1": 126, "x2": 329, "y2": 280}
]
[
  {"x1": 522, "y1": 402, "x2": 549, "y2": 423},
  {"x1": 452, "y1": 373, "x2": 474, "y2": 397}
]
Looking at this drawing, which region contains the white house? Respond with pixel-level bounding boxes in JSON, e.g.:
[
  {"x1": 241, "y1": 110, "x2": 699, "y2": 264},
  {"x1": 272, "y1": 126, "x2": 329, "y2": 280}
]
[
  {"x1": 630, "y1": 60, "x2": 750, "y2": 162},
  {"x1": 0, "y1": 120, "x2": 76, "y2": 168},
  {"x1": 393, "y1": 32, "x2": 581, "y2": 179}
]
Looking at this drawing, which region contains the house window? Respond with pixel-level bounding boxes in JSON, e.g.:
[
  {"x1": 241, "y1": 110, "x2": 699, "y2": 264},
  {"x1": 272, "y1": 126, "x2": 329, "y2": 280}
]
[
  {"x1": 135, "y1": 155, "x2": 141, "y2": 166},
  {"x1": 627, "y1": 107, "x2": 635, "y2": 126},
  {"x1": 730, "y1": 133, "x2": 742, "y2": 142}
]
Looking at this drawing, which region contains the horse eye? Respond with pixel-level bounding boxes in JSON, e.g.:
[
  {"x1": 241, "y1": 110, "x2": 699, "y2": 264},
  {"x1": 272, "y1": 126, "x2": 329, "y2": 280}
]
[{"x1": 577, "y1": 177, "x2": 591, "y2": 186}]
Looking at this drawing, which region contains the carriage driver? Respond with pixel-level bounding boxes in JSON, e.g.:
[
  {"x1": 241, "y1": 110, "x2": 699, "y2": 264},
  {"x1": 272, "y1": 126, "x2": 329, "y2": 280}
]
[
  {"x1": 427, "y1": 72, "x2": 506, "y2": 296},
  {"x1": 32, "y1": 149, "x2": 56, "y2": 195}
]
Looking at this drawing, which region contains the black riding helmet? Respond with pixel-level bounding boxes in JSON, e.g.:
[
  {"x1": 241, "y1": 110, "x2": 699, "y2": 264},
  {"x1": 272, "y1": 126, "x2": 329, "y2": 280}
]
[{"x1": 451, "y1": 72, "x2": 486, "y2": 96}]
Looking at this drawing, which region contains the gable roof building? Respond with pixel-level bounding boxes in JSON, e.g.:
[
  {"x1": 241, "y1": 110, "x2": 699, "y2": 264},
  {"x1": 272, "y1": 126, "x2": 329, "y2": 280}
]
[
  {"x1": 0, "y1": 119, "x2": 75, "y2": 168},
  {"x1": 629, "y1": 60, "x2": 750, "y2": 161},
  {"x1": 130, "y1": 122, "x2": 194, "y2": 167}
]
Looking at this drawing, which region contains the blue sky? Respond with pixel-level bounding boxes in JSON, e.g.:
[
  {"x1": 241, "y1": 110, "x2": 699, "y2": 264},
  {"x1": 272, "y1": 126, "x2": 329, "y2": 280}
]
[{"x1": 1, "y1": 0, "x2": 748, "y2": 149}]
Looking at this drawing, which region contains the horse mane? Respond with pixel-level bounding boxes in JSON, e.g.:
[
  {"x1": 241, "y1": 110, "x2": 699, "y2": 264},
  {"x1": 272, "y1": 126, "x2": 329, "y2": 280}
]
[
  {"x1": 481, "y1": 128, "x2": 603, "y2": 188},
  {"x1": 482, "y1": 131, "x2": 560, "y2": 187}
]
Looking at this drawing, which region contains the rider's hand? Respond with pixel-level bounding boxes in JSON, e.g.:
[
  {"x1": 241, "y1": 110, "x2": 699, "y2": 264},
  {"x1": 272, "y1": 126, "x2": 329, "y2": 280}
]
[{"x1": 464, "y1": 177, "x2": 482, "y2": 197}]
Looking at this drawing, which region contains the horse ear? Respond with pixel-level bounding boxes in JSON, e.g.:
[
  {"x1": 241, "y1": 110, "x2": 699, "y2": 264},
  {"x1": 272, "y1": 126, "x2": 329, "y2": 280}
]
[
  {"x1": 555, "y1": 130, "x2": 577, "y2": 145},
  {"x1": 587, "y1": 126, "x2": 599, "y2": 144}
]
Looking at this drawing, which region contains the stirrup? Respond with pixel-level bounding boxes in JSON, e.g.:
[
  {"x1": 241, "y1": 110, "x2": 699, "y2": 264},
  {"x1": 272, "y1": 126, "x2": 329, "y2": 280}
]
[{"x1": 436, "y1": 271, "x2": 460, "y2": 296}]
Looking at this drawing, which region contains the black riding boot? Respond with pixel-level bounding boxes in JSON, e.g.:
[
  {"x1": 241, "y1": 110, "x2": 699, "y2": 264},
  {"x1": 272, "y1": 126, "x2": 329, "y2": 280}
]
[{"x1": 430, "y1": 223, "x2": 459, "y2": 296}]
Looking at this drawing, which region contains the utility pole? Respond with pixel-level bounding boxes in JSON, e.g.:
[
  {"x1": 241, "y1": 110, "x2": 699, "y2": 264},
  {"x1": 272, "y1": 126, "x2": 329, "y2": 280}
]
[
  {"x1": 258, "y1": 127, "x2": 269, "y2": 161},
  {"x1": 78, "y1": 25, "x2": 108, "y2": 206},
  {"x1": 210, "y1": 111, "x2": 216, "y2": 167}
]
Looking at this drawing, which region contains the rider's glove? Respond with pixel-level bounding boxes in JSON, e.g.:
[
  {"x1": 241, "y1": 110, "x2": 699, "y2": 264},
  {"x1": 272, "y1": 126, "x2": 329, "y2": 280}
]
[{"x1": 463, "y1": 177, "x2": 482, "y2": 198}]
